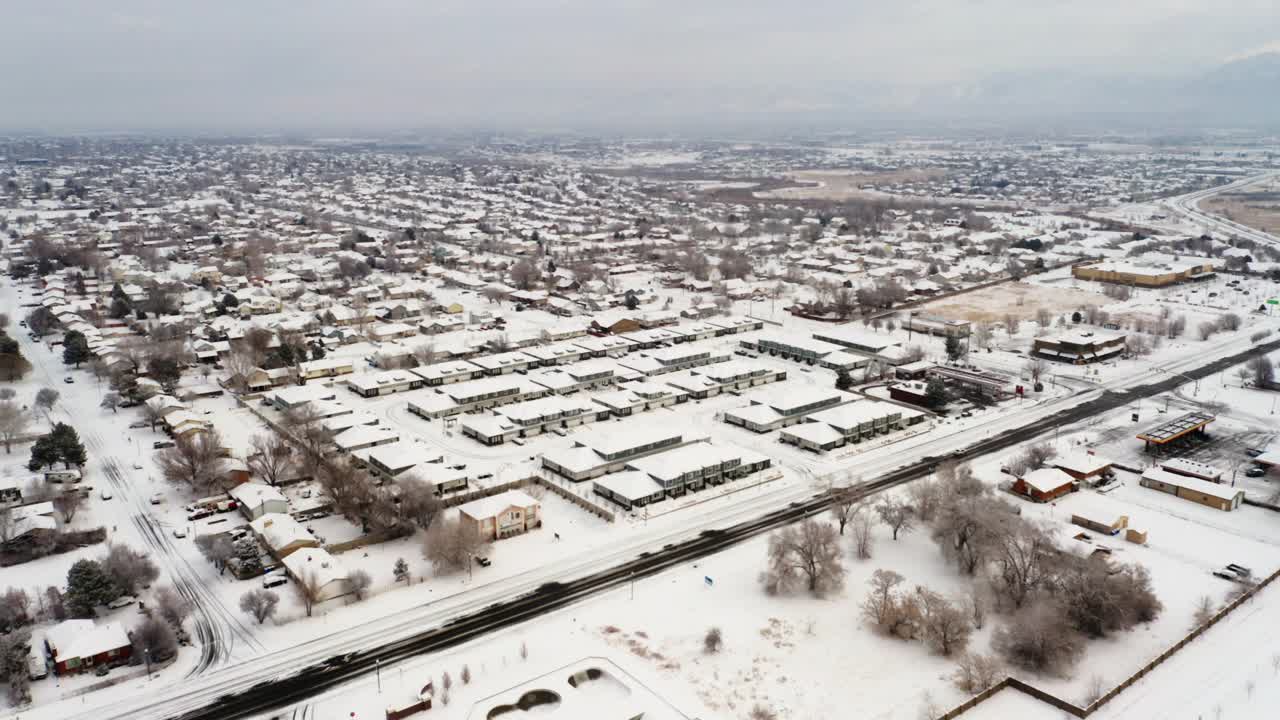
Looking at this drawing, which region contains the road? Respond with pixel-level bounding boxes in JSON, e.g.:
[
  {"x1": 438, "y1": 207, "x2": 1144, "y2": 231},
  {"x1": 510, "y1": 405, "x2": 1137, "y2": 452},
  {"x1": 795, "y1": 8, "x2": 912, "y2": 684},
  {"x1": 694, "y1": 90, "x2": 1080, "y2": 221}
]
[
  {"x1": 2, "y1": 280, "x2": 263, "y2": 676},
  {"x1": 69, "y1": 328, "x2": 1280, "y2": 720},
  {"x1": 1162, "y1": 172, "x2": 1280, "y2": 248}
]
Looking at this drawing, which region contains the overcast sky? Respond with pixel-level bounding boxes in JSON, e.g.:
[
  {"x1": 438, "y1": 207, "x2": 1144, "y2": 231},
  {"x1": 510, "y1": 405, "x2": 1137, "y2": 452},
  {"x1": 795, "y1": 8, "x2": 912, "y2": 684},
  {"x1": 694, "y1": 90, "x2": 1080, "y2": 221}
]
[{"x1": 2, "y1": 1, "x2": 1277, "y2": 132}]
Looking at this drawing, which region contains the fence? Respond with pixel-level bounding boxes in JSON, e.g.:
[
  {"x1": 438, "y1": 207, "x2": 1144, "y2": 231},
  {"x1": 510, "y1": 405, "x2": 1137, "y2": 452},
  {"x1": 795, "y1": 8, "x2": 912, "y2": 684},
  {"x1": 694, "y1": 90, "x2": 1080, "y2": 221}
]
[
  {"x1": 530, "y1": 476, "x2": 616, "y2": 522},
  {"x1": 938, "y1": 566, "x2": 1280, "y2": 718},
  {"x1": 58, "y1": 654, "x2": 178, "y2": 700}
]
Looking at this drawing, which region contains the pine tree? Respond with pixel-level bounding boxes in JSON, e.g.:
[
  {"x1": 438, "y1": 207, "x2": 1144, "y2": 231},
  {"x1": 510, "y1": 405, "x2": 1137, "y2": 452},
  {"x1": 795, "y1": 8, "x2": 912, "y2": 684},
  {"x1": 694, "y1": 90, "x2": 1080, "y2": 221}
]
[
  {"x1": 945, "y1": 336, "x2": 964, "y2": 362},
  {"x1": 925, "y1": 377, "x2": 949, "y2": 409},
  {"x1": 62, "y1": 331, "x2": 91, "y2": 367},
  {"x1": 27, "y1": 435, "x2": 59, "y2": 471},
  {"x1": 109, "y1": 296, "x2": 132, "y2": 319},
  {"x1": 66, "y1": 559, "x2": 119, "y2": 617},
  {"x1": 835, "y1": 370, "x2": 855, "y2": 391},
  {"x1": 50, "y1": 423, "x2": 88, "y2": 468}
]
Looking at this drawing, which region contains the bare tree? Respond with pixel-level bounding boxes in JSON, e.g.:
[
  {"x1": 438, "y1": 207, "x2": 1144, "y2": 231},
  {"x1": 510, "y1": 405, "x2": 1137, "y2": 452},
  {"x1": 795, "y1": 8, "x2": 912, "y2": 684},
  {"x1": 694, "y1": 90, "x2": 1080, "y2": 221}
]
[
  {"x1": 703, "y1": 626, "x2": 723, "y2": 654},
  {"x1": 423, "y1": 518, "x2": 489, "y2": 575},
  {"x1": 860, "y1": 568, "x2": 919, "y2": 639},
  {"x1": 156, "y1": 429, "x2": 227, "y2": 494},
  {"x1": 0, "y1": 397, "x2": 24, "y2": 453},
  {"x1": 876, "y1": 498, "x2": 915, "y2": 540},
  {"x1": 194, "y1": 534, "x2": 236, "y2": 575},
  {"x1": 992, "y1": 603, "x2": 1084, "y2": 677},
  {"x1": 348, "y1": 569, "x2": 372, "y2": 601},
  {"x1": 247, "y1": 433, "x2": 295, "y2": 486},
  {"x1": 1217, "y1": 312, "x2": 1242, "y2": 332},
  {"x1": 53, "y1": 490, "x2": 83, "y2": 523},
  {"x1": 398, "y1": 476, "x2": 443, "y2": 531},
  {"x1": 461, "y1": 664, "x2": 471, "y2": 685},
  {"x1": 99, "y1": 392, "x2": 121, "y2": 414},
  {"x1": 1192, "y1": 594, "x2": 1216, "y2": 626},
  {"x1": 907, "y1": 477, "x2": 941, "y2": 524},
  {"x1": 952, "y1": 652, "x2": 1003, "y2": 694},
  {"x1": 852, "y1": 511, "x2": 875, "y2": 560},
  {"x1": 972, "y1": 322, "x2": 993, "y2": 351},
  {"x1": 1003, "y1": 314, "x2": 1021, "y2": 336},
  {"x1": 34, "y1": 387, "x2": 59, "y2": 418},
  {"x1": 916, "y1": 587, "x2": 972, "y2": 656},
  {"x1": 861, "y1": 569, "x2": 905, "y2": 628},
  {"x1": 154, "y1": 585, "x2": 192, "y2": 630},
  {"x1": 990, "y1": 518, "x2": 1057, "y2": 610},
  {"x1": 296, "y1": 567, "x2": 324, "y2": 617},
  {"x1": 100, "y1": 543, "x2": 160, "y2": 596},
  {"x1": 760, "y1": 519, "x2": 845, "y2": 597},
  {"x1": 829, "y1": 495, "x2": 860, "y2": 535},
  {"x1": 239, "y1": 588, "x2": 280, "y2": 624}
]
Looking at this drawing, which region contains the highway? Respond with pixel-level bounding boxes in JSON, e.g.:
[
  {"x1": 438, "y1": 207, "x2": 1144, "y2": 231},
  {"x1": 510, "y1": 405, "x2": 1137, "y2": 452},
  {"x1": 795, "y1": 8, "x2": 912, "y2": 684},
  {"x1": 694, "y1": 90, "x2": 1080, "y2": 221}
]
[
  {"x1": 142, "y1": 333, "x2": 1280, "y2": 720},
  {"x1": 1162, "y1": 172, "x2": 1280, "y2": 248}
]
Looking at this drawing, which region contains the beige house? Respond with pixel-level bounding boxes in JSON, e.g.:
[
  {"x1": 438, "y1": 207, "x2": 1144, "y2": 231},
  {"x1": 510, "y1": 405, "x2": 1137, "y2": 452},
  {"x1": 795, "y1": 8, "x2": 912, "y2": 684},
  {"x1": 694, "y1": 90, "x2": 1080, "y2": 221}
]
[{"x1": 458, "y1": 489, "x2": 542, "y2": 542}]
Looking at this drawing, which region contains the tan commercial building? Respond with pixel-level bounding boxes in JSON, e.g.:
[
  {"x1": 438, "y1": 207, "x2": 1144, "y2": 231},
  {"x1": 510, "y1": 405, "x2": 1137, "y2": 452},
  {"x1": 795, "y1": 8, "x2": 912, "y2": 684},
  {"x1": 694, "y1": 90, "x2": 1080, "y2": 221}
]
[
  {"x1": 1072, "y1": 259, "x2": 1215, "y2": 287},
  {"x1": 1140, "y1": 467, "x2": 1243, "y2": 511}
]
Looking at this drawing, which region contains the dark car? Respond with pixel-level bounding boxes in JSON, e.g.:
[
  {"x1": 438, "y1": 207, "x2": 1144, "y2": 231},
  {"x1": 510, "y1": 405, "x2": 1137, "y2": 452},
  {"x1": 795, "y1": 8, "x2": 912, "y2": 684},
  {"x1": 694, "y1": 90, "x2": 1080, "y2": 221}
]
[{"x1": 153, "y1": 440, "x2": 176, "y2": 449}]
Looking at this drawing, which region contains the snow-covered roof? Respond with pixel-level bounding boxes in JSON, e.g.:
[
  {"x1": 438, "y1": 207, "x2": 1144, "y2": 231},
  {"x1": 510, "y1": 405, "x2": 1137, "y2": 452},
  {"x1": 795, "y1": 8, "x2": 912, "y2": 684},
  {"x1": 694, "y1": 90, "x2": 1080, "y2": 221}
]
[
  {"x1": 45, "y1": 620, "x2": 130, "y2": 664},
  {"x1": 250, "y1": 513, "x2": 316, "y2": 552},
  {"x1": 457, "y1": 489, "x2": 539, "y2": 521},
  {"x1": 1021, "y1": 467, "x2": 1075, "y2": 494},
  {"x1": 228, "y1": 482, "x2": 287, "y2": 511}
]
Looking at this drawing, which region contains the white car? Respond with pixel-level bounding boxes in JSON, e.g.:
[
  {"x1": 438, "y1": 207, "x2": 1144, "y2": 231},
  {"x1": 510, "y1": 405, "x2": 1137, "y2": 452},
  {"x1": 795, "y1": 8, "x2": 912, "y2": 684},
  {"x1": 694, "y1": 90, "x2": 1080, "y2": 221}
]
[
  {"x1": 100, "y1": 488, "x2": 112, "y2": 500},
  {"x1": 107, "y1": 596, "x2": 136, "y2": 610},
  {"x1": 172, "y1": 527, "x2": 187, "y2": 539},
  {"x1": 149, "y1": 493, "x2": 163, "y2": 505}
]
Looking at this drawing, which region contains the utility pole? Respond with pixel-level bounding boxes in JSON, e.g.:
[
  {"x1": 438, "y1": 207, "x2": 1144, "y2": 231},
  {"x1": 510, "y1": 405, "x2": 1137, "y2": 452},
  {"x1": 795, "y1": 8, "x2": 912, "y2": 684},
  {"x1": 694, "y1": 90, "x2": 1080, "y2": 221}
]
[
  {"x1": 629, "y1": 572, "x2": 635, "y2": 601},
  {"x1": 376, "y1": 658, "x2": 381, "y2": 694}
]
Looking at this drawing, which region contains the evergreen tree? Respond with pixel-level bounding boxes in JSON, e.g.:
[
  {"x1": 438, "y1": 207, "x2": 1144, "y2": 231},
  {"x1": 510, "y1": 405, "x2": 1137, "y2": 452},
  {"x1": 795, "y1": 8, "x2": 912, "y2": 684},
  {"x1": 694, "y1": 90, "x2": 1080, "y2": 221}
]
[
  {"x1": 222, "y1": 293, "x2": 239, "y2": 308},
  {"x1": 66, "y1": 560, "x2": 119, "y2": 617},
  {"x1": 925, "y1": 377, "x2": 949, "y2": 409},
  {"x1": 109, "y1": 296, "x2": 132, "y2": 319},
  {"x1": 835, "y1": 370, "x2": 855, "y2": 391},
  {"x1": 944, "y1": 335, "x2": 964, "y2": 362},
  {"x1": 110, "y1": 283, "x2": 129, "y2": 303},
  {"x1": 50, "y1": 423, "x2": 87, "y2": 468},
  {"x1": 27, "y1": 435, "x2": 59, "y2": 471},
  {"x1": 62, "y1": 330, "x2": 91, "y2": 367}
]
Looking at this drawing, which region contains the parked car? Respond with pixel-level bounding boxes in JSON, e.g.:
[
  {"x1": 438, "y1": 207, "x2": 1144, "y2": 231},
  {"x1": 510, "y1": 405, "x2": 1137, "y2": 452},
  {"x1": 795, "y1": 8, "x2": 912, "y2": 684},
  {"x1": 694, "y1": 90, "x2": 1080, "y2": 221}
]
[
  {"x1": 1246, "y1": 466, "x2": 1267, "y2": 478},
  {"x1": 99, "y1": 488, "x2": 113, "y2": 500},
  {"x1": 128, "y1": 421, "x2": 149, "y2": 429},
  {"x1": 172, "y1": 527, "x2": 188, "y2": 539},
  {"x1": 187, "y1": 509, "x2": 214, "y2": 521},
  {"x1": 107, "y1": 596, "x2": 136, "y2": 610},
  {"x1": 474, "y1": 555, "x2": 491, "y2": 568},
  {"x1": 262, "y1": 574, "x2": 288, "y2": 589},
  {"x1": 63, "y1": 376, "x2": 74, "y2": 384},
  {"x1": 228, "y1": 527, "x2": 250, "y2": 541},
  {"x1": 149, "y1": 493, "x2": 163, "y2": 505},
  {"x1": 153, "y1": 440, "x2": 176, "y2": 449}
]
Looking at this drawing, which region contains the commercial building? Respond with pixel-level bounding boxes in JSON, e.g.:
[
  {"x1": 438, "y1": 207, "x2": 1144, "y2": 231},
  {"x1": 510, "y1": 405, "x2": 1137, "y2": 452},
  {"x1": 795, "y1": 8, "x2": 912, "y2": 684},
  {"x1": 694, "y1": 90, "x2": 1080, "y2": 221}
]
[
  {"x1": 1072, "y1": 259, "x2": 1215, "y2": 287},
  {"x1": 1159, "y1": 458, "x2": 1224, "y2": 483},
  {"x1": 903, "y1": 313, "x2": 972, "y2": 338},
  {"x1": 925, "y1": 365, "x2": 1018, "y2": 401},
  {"x1": 1033, "y1": 331, "x2": 1126, "y2": 365},
  {"x1": 1140, "y1": 467, "x2": 1244, "y2": 511},
  {"x1": 1012, "y1": 467, "x2": 1077, "y2": 502},
  {"x1": 1136, "y1": 412, "x2": 1215, "y2": 453}
]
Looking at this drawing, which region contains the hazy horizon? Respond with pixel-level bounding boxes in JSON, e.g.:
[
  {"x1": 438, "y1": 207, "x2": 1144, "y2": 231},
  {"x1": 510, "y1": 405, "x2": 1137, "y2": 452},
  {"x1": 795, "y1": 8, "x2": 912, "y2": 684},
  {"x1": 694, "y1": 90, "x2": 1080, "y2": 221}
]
[{"x1": 3, "y1": 1, "x2": 1279, "y2": 133}]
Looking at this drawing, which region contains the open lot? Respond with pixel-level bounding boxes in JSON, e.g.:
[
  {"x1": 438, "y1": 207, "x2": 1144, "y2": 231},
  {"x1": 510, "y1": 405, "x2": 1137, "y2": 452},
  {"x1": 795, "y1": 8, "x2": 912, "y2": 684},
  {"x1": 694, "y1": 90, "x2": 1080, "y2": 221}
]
[{"x1": 756, "y1": 168, "x2": 951, "y2": 201}]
